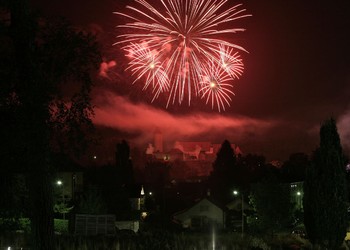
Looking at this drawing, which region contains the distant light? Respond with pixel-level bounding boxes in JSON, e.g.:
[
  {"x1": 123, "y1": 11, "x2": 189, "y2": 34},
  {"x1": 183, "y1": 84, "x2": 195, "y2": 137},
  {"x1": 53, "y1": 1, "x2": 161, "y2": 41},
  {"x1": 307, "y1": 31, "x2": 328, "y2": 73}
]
[
  {"x1": 346, "y1": 164, "x2": 350, "y2": 171},
  {"x1": 8, "y1": 247, "x2": 11, "y2": 250},
  {"x1": 140, "y1": 186, "x2": 145, "y2": 196},
  {"x1": 233, "y1": 190, "x2": 238, "y2": 196},
  {"x1": 57, "y1": 180, "x2": 62, "y2": 186},
  {"x1": 149, "y1": 192, "x2": 153, "y2": 196},
  {"x1": 93, "y1": 155, "x2": 97, "y2": 159},
  {"x1": 141, "y1": 212, "x2": 148, "y2": 219},
  {"x1": 297, "y1": 191, "x2": 301, "y2": 196}
]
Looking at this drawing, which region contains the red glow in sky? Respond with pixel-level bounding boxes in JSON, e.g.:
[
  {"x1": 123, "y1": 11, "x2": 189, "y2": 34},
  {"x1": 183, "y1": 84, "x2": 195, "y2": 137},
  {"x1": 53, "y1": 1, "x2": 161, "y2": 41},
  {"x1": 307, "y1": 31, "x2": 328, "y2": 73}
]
[{"x1": 31, "y1": 0, "x2": 350, "y2": 161}]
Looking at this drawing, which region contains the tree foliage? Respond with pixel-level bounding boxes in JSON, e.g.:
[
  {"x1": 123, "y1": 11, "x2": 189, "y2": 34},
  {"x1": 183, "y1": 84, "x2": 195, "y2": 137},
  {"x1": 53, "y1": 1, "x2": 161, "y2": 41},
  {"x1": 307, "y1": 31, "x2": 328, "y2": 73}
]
[
  {"x1": 116, "y1": 140, "x2": 134, "y2": 186},
  {"x1": 249, "y1": 176, "x2": 293, "y2": 235},
  {"x1": 236, "y1": 153, "x2": 267, "y2": 186},
  {"x1": 77, "y1": 187, "x2": 108, "y2": 215},
  {"x1": 209, "y1": 140, "x2": 237, "y2": 201},
  {"x1": 303, "y1": 118, "x2": 348, "y2": 249},
  {"x1": 0, "y1": 0, "x2": 100, "y2": 248},
  {"x1": 281, "y1": 152, "x2": 309, "y2": 182}
]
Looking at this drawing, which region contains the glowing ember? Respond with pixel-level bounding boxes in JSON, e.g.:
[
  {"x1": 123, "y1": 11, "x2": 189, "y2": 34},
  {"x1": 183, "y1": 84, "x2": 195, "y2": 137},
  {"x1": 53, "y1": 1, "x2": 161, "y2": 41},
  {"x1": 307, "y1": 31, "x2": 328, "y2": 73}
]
[{"x1": 115, "y1": 0, "x2": 250, "y2": 111}]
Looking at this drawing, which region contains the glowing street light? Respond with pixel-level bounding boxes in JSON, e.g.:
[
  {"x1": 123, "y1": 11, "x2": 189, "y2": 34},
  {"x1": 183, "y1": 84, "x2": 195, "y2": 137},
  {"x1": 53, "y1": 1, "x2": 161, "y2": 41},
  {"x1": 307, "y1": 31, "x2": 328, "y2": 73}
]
[
  {"x1": 296, "y1": 191, "x2": 302, "y2": 210},
  {"x1": 56, "y1": 179, "x2": 66, "y2": 219}
]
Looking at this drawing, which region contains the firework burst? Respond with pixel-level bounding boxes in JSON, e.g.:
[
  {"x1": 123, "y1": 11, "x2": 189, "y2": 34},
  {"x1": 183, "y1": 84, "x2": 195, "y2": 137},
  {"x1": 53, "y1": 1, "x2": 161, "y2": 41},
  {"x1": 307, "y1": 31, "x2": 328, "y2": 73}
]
[
  {"x1": 200, "y1": 59, "x2": 235, "y2": 112},
  {"x1": 115, "y1": 0, "x2": 250, "y2": 111},
  {"x1": 219, "y1": 45, "x2": 244, "y2": 79},
  {"x1": 125, "y1": 43, "x2": 169, "y2": 101}
]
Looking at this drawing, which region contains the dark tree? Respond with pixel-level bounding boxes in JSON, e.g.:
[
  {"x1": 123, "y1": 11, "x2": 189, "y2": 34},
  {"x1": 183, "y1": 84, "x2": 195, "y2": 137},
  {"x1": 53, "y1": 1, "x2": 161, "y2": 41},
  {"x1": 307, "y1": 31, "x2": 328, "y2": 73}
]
[
  {"x1": 0, "y1": 174, "x2": 28, "y2": 231},
  {"x1": 303, "y1": 118, "x2": 348, "y2": 249},
  {"x1": 209, "y1": 140, "x2": 237, "y2": 201},
  {"x1": 1, "y1": 1, "x2": 100, "y2": 248},
  {"x1": 145, "y1": 159, "x2": 170, "y2": 186},
  {"x1": 77, "y1": 187, "x2": 108, "y2": 215},
  {"x1": 116, "y1": 140, "x2": 134, "y2": 187},
  {"x1": 249, "y1": 175, "x2": 293, "y2": 236},
  {"x1": 281, "y1": 152, "x2": 310, "y2": 182},
  {"x1": 236, "y1": 153, "x2": 267, "y2": 186}
]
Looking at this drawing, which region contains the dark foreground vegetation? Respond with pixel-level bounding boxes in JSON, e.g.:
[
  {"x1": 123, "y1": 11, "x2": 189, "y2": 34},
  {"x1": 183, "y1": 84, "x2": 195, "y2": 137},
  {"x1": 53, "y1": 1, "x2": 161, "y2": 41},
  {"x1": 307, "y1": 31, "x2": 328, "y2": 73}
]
[{"x1": 1, "y1": 229, "x2": 311, "y2": 250}]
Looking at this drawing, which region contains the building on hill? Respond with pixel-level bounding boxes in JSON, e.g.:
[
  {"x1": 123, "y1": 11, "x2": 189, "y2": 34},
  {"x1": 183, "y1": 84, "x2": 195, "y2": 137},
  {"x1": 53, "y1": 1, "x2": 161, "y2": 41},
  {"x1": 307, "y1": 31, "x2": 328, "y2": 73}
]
[
  {"x1": 145, "y1": 135, "x2": 243, "y2": 181},
  {"x1": 154, "y1": 129, "x2": 163, "y2": 153}
]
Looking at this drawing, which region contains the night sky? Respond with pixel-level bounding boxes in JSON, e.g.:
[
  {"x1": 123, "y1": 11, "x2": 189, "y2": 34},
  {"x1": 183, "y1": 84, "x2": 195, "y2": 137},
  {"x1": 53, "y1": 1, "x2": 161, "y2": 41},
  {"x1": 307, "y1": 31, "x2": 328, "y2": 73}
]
[{"x1": 32, "y1": 0, "x2": 350, "y2": 161}]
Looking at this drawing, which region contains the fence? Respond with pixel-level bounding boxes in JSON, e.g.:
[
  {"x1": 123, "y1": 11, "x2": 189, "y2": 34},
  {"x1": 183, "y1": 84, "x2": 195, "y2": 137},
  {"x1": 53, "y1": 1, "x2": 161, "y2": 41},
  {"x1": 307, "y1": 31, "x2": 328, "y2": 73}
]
[{"x1": 74, "y1": 214, "x2": 115, "y2": 235}]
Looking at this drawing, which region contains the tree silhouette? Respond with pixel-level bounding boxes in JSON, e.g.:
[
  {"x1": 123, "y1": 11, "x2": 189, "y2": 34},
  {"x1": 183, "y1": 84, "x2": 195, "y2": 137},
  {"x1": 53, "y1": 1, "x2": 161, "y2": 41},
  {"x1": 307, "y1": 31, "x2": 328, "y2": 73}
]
[
  {"x1": 209, "y1": 140, "x2": 237, "y2": 201},
  {"x1": 1, "y1": 1, "x2": 100, "y2": 248},
  {"x1": 116, "y1": 140, "x2": 134, "y2": 187},
  {"x1": 303, "y1": 118, "x2": 348, "y2": 249},
  {"x1": 250, "y1": 175, "x2": 293, "y2": 236},
  {"x1": 77, "y1": 187, "x2": 108, "y2": 215},
  {"x1": 236, "y1": 153, "x2": 267, "y2": 187},
  {"x1": 281, "y1": 152, "x2": 309, "y2": 182}
]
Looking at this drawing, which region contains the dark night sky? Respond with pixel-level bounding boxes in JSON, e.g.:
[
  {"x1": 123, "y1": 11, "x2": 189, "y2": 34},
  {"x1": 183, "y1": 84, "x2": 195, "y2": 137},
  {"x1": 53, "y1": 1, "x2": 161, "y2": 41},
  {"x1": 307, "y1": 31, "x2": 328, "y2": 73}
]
[{"x1": 32, "y1": 0, "x2": 350, "y2": 161}]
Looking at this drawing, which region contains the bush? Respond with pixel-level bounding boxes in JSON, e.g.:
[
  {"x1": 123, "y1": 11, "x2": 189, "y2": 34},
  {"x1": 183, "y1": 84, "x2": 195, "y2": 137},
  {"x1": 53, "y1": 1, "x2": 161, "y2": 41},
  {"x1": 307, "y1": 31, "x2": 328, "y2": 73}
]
[
  {"x1": 54, "y1": 219, "x2": 68, "y2": 234},
  {"x1": 0, "y1": 218, "x2": 30, "y2": 233}
]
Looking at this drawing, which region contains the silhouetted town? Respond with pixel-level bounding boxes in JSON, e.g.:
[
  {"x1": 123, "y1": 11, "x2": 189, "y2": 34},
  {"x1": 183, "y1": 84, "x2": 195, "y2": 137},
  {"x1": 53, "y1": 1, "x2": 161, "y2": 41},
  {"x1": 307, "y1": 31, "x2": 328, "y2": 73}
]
[{"x1": 2, "y1": 0, "x2": 350, "y2": 249}]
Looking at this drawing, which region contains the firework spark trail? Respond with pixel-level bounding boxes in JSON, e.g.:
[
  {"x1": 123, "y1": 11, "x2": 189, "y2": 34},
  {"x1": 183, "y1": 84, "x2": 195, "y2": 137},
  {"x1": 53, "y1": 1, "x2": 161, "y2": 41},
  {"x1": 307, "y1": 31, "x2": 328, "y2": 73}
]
[
  {"x1": 200, "y1": 59, "x2": 235, "y2": 112},
  {"x1": 125, "y1": 43, "x2": 169, "y2": 101},
  {"x1": 115, "y1": 0, "x2": 250, "y2": 111},
  {"x1": 219, "y1": 45, "x2": 244, "y2": 79}
]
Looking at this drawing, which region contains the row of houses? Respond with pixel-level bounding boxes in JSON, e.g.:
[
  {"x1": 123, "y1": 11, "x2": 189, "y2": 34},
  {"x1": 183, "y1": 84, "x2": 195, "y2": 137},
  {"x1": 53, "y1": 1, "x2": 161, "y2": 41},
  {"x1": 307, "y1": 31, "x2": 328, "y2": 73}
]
[{"x1": 55, "y1": 164, "x2": 304, "y2": 234}]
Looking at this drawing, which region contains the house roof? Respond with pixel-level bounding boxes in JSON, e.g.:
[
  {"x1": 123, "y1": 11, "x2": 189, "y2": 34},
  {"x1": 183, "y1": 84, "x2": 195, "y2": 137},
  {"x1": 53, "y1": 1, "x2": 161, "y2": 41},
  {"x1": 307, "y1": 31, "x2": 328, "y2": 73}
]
[{"x1": 173, "y1": 197, "x2": 226, "y2": 218}]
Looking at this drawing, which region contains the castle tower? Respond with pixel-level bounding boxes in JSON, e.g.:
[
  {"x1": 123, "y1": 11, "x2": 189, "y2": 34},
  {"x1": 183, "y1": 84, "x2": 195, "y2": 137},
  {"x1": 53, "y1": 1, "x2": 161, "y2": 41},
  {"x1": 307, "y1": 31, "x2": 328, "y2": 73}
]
[{"x1": 154, "y1": 129, "x2": 163, "y2": 153}]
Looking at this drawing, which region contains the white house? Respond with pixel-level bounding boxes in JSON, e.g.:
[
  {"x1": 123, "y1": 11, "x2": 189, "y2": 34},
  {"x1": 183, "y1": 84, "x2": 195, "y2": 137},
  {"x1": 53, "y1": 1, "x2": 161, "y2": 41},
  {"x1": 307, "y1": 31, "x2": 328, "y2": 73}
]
[{"x1": 173, "y1": 198, "x2": 225, "y2": 230}]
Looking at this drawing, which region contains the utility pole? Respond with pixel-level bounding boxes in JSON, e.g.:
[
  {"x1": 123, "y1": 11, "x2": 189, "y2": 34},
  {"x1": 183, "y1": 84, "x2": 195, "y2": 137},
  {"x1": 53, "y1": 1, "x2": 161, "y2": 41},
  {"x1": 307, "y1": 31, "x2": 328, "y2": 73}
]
[{"x1": 233, "y1": 190, "x2": 244, "y2": 237}]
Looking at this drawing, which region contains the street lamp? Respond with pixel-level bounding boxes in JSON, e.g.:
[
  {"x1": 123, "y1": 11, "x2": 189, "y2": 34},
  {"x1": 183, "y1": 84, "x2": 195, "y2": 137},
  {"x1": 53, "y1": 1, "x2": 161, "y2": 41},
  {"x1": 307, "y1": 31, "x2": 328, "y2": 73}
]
[
  {"x1": 233, "y1": 190, "x2": 244, "y2": 237},
  {"x1": 56, "y1": 179, "x2": 65, "y2": 219},
  {"x1": 296, "y1": 191, "x2": 302, "y2": 210},
  {"x1": 57, "y1": 180, "x2": 63, "y2": 202}
]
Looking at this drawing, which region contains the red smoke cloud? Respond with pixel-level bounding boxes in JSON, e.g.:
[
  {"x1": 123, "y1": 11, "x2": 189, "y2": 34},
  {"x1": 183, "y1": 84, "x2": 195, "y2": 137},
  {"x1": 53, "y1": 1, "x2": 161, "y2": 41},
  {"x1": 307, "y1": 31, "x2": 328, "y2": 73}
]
[
  {"x1": 92, "y1": 91, "x2": 279, "y2": 155},
  {"x1": 99, "y1": 60, "x2": 117, "y2": 78}
]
